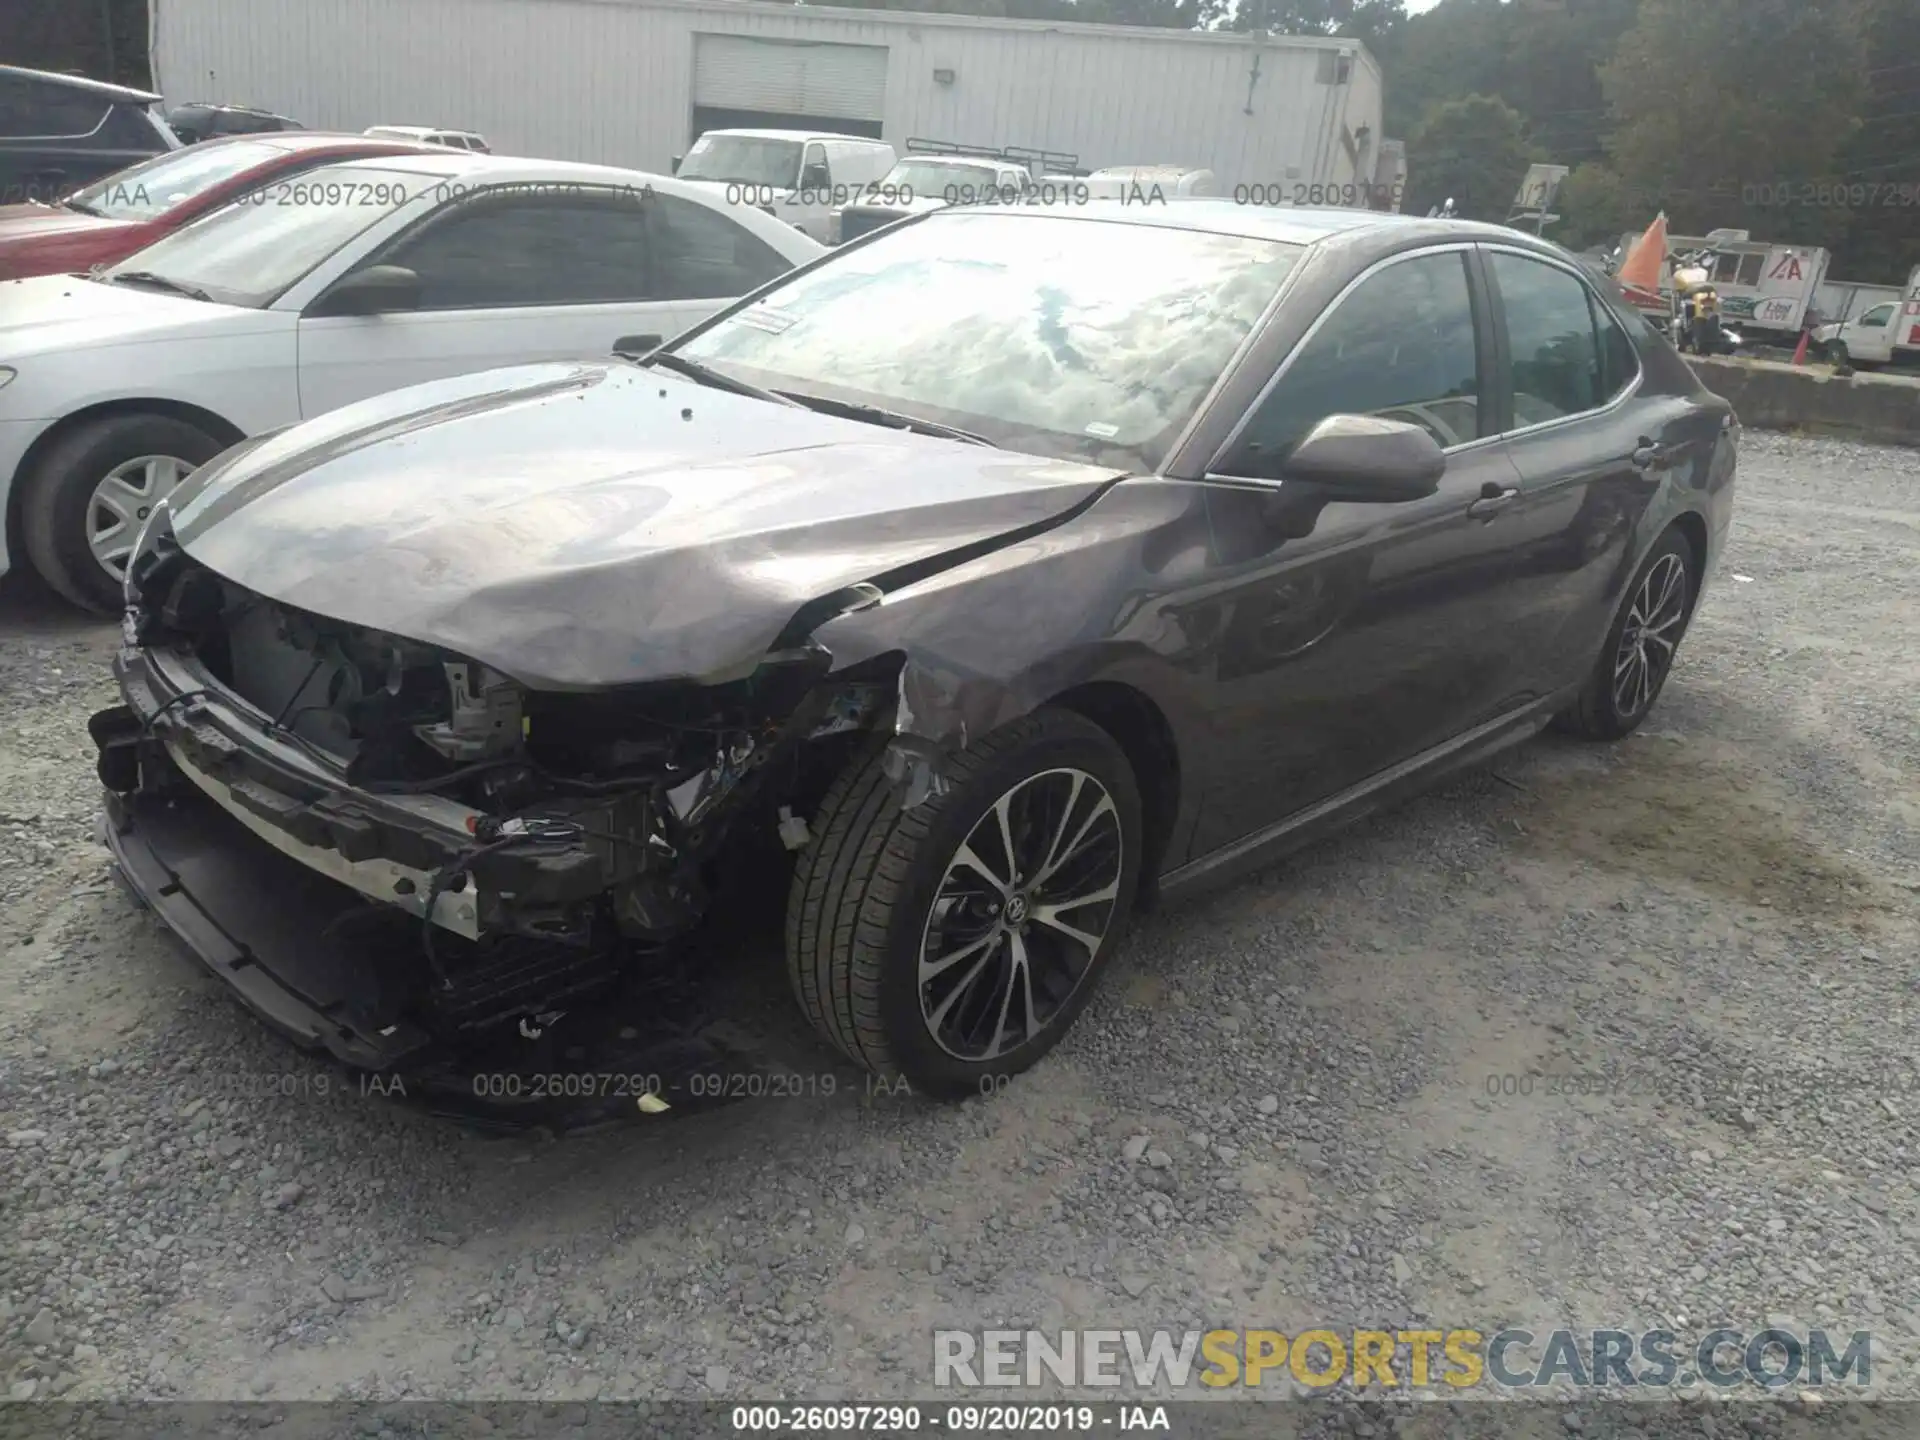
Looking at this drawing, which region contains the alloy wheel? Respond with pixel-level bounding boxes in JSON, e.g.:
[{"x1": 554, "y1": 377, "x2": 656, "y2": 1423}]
[
  {"x1": 88, "y1": 454, "x2": 192, "y2": 581},
  {"x1": 917, "y1": 767, "x2": 1124, "y2": 1062},
  {"x1": 1613, "y1": 552, "x2": 1688, "y2": 718}
]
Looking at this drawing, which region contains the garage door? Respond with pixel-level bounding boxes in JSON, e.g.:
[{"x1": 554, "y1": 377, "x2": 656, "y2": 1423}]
[{"x1": 692, "y1": 35, "x2": 890, "y2": 123}]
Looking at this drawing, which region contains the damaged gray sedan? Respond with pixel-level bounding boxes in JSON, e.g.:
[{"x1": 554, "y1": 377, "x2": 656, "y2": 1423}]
[{"x1": 91, "y1": 202, "x2": 1735, "y2": 1096}]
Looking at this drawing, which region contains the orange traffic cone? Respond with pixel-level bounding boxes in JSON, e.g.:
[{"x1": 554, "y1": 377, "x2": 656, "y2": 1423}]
[
  {"x1": 1617, "y1": 213, "x2": 1668, "y2": 308},
  {"x1": 1792, "y1": 328, "x2": 1810, "y2": 366}
]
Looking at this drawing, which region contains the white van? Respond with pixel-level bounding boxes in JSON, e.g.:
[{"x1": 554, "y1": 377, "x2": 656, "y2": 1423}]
[{"x1": 673, "y1": 129, "x2": 897, "y2": 243}]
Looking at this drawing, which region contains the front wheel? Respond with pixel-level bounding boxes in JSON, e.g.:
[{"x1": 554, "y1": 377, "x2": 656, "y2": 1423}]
[
  {"x1": 1555, "y1": 528, "x2": 1697, "y2": 741},
  {"x1": 20, "y1": 414, "x2": 226, "y2": 614},
  {"x1": 785, "y1": 708, "x2": 1143, "y2": 1098}
]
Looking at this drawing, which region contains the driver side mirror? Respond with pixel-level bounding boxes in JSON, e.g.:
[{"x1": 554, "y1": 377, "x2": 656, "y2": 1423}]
[
  {"x1": 310, "y1": 264, "x2": 422, "y2": 318},
  {"x1": 800, "y1": 161, "x2": 831, "y2": 190},
  {"x1": 671, "y1": 154, "x2": 683, "y2": 175},
  {"x1": 1228, "y1": 414, "x2": 1445, "y2": 502}
]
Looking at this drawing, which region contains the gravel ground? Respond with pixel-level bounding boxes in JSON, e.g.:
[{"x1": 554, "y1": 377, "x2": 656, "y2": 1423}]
[{"x1": 0, "y1": 431, "x2": 1915, "y2": 1421}]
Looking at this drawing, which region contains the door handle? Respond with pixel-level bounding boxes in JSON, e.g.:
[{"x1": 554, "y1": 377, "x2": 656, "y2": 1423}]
[
  {"x1": 1632, "y1": 437, "x2": 1670, "y2": 470},
  {"x1": 613, "y1": 333, "x2": 662, "y2": 356},
  {"x1": 1467, "y1": 483, "x2": 1519, "y2": 519}
]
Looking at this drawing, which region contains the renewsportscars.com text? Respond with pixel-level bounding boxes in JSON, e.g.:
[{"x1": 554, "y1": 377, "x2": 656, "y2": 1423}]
[{"x1": 933, "y1": 1327, "x2": 1873, "y2": 1391}]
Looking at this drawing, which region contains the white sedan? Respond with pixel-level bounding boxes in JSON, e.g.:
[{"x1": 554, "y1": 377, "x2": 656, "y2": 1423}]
[{"x1": 0, "y1": 151, "x2": 825, "y2": 611}]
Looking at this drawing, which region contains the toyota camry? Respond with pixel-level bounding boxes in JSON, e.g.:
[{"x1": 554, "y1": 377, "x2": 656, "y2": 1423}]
[{"x1": 90, "y1": 201, "x2": 1736, "y2": 1098}]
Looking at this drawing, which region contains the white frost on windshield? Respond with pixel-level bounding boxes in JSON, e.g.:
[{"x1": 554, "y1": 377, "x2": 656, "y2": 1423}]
[
  {"x1": 685, "y1": 215, "x2": 1298, "y2": 462},
  {"x1": 732, "y1": 306, "x2": 801, "y2": 335}
]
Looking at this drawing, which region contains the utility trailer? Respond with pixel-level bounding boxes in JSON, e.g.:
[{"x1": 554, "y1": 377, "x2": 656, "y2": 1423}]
[{"x1": 1615, "y1": 228, "x2": 1830, "y2": 342}]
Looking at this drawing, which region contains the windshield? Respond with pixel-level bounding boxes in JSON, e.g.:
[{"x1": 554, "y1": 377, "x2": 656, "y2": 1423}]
[
  {"x1": 96, "y1": 163, "x2": 439, "y2": 307},
  {"x1": 679, "y1": 135, "x2": 803, "y2": 189},
  {"x1": 884, "y1": 161, "x2": 1004, "y2": 197},
  {"x1": 675, "y1": 210, "x2": 1302, "y2": 469},
  {"x1": 65, "y1": 140, "x2": 285, "y2": 221}
]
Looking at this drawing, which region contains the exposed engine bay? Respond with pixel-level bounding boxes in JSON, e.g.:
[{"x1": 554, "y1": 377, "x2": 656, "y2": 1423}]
[{"x1": 95, "y1": 544, "x2": 898, "y2": 1066}]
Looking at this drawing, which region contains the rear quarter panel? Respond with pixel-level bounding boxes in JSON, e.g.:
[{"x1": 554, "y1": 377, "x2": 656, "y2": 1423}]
[{"x1": 1626, "y1": 302, "x2": 1738, "y2": 594}]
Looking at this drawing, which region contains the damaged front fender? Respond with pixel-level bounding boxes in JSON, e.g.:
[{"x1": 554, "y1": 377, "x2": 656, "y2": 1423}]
[{"x1": 811, "y1": 477, "x2": 1214, "y2": 814}]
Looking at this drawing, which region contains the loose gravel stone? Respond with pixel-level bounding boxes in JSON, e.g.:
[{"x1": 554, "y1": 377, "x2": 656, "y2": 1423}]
[{"x1": 0, "y1": 432, "x2": 1914, "y2": 1407}]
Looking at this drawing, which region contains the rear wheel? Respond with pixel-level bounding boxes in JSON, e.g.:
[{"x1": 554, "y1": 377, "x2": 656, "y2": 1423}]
[
  {"x1": 21, "y1": 414, "x2": 225, "y2": 614},
  {"x1": 1556, "y1": 528, "x2": 1697, "y2": 741},
  {"x1": 785, "y1": 709, "x2": 1142, "y2": 1098}
]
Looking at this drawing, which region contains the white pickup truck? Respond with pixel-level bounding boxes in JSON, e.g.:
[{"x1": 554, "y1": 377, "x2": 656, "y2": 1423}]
[{"x1": 1813, "y1": 264, "x2": 1920, "y2": 369}]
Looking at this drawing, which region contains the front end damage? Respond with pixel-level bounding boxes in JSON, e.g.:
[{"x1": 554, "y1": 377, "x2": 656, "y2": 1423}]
[{"x1": 94, "y1": 538, "x2": 914, "y2": 1071}]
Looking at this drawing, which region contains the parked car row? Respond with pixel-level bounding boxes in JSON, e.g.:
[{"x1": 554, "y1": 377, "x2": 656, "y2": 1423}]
[
  {"x1": 671, "y1": 127, "x2": 1220, "y2": 245},
  {"x1": 1, "y1": 79, "x2": 1369, "y2": 620},
  {"x1": 0, "y1": 143, "x2": 825, "y2": 608},
  {"x1": 0, "y1": 131, "x2": 451, "y2": 280}
]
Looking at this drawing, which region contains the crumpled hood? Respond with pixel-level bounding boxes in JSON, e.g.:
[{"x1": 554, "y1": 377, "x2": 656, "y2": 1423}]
[
  {"x1": 162, "y1": 360, "x2": 1121, "y2": 690},
  {"x1": 0, "y1": 272, "x2": 265, "y2": 353}
]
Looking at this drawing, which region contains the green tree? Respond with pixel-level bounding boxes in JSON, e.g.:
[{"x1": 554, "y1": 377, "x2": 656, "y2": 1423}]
[
  {"x1": 1599, "y1": 0, "x2": 1869, "y2": 244},
  {"x1": 1405, "y1": 93, "x2": 1533, "y2": 219},
  {"x1": 1382, "y1": 0, "x2": 1510, "y2": 137},
  {"x1": 1825, "y1": 0, "x2": 1920, "y2": 282},
  {"x1": 1499, "y1": 0, "x2": 1640, "y2": 169},
  {"x1": 1227, "y1": 0, "x2": 1408, "y2": 51},
  {"x1": 1551, "y1": 160, "x2": 1639, "y2": 250}
]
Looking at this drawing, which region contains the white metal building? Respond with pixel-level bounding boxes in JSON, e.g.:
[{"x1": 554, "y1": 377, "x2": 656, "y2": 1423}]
[{"x1": 150, "y1": 0, "x2": 1386, "y2": 193}]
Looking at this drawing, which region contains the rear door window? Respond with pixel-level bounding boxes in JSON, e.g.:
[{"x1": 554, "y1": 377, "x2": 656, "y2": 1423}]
[
  {"x1": 648, "y1": 191, "x2": 791, "y2": 299},
  {"x1": 1589, "y1": 292, "x2": 1641, "y2": 404},
  {"x1": 383, "y1": 190, "x2": 654, "y2": 309},
  {"x1": 0, "y1": 76, "x2": 109, "y2": 139},
  {"x1": 92, "y1": 102, "x2": 165, "y2": 150},
  {"x1": 1488, "y1": 251, "x2": 1607, "y2": 427}
]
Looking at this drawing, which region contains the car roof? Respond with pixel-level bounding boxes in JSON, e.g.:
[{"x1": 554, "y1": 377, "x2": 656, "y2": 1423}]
[
  {"x1": 0, "y1": 62, "x2": 161, "y2": 105},
  {"x1": 367, "y1": 125, "x2": 479, "y2": 138},
  {"x1": 318, "y1": 152, "x2": 676, "y2": 187},
  {"x1": 932, "y1": 200, "x2": 1542, "y2": 252},
  {"x1": 1090, "y1": 166, "x2": 1212, "y2": 179},
  {"x1": 896, "y1": 154, "x2": 1014, "y2": 167},
  {"x1": 170, "y1": 102, "x2": 288, "y2": 117},
  {"x1": 703, "y1": 128, "x2": 889, "y2": 145},
  {"x1": 189, "y1": 131, "x2": 436, "y2": 156}
]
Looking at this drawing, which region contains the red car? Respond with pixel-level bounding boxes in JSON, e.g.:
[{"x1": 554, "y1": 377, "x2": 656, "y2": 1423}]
[{"x1": 0, "y1": 132, "x2": 443, "y2": 282}]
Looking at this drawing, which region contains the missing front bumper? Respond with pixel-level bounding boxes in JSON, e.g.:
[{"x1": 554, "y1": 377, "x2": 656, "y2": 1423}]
[
  {"x1": 103, "y1": 641, "x2": 628, "y2": 940},
  {"x1": 91, "y1": 648, "x2": 636, "y2": 1068},
  {"x1": 99, "y1": 781, "x2": 439, "y2": 1071}
]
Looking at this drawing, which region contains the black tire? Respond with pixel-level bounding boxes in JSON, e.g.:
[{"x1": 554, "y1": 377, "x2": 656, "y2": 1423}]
[
  {"x1": 1829, "y1": 340, "x2": 1854, "y2": 377},
  {"x1": 20, "y1": 414, "x2": 226, "y2": 615},
  {"x1": 785, "y1": 708, "x2": 1143, "y2": 1099},
  {"x1": 1556, "y1": 527, "x2": 1697, "y2": 741}
]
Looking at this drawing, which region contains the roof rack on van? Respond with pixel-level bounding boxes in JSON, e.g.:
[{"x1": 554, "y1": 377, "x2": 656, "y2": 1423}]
[{"x1": 905, "y1": 137, "x2": 1086, "y2": 176}]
